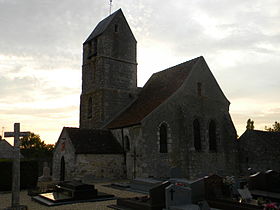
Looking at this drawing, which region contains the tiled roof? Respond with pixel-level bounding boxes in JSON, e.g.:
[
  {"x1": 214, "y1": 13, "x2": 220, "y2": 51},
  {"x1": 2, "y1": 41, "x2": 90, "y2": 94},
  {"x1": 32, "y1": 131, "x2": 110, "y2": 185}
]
[
  {"x1": 64, "y1": 127, "x2": 123, "y2": 154},
  {"x1": 107, "y1": 56, "x2": 201, "y2": 129},
  {"x1": 84, "y1": 9, "x2": 122, "y2": 44}
]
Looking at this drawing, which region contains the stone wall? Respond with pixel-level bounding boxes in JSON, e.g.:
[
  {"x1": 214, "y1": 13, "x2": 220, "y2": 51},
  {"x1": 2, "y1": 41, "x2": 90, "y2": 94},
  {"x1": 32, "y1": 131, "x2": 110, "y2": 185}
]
[
  {"x1": 80, "y1": 11, "x2": 137, "y2": 129},
  {"x1": 238, "y1": 131, "x2": 280, "y2": 174},
  {"x1": 73, "y1": 154, "x2": 125, "y2": 180},
  {"x1": 112, "y1": 58, "x2": 238, "y2": 179},
  {"x1": 52, "y1": 129, "x2": 76, "y2": 181}
]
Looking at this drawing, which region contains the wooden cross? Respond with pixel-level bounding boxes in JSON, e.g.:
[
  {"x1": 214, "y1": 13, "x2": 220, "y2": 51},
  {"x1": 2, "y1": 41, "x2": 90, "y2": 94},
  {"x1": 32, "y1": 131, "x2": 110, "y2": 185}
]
[{"x1": 4, "y1": 123, "x2": 30, "y2": 208}]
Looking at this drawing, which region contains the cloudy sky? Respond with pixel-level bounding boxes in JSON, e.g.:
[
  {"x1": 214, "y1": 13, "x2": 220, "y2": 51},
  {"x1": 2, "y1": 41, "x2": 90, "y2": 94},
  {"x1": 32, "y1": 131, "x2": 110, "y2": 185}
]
[{"x1": 1, "y1": 0, "x2": 279, "y2": 144}]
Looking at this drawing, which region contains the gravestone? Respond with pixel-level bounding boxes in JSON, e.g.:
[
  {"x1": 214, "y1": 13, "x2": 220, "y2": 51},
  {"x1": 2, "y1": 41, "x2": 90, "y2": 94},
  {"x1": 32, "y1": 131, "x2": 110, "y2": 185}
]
[
  {"x1": 265, "y1": 170, "x2": 280, "y2": 193},
  {"x1": 204, "y1": 174, "x2": 225, "y2": 199},
  {"x1": 237, "y1": 188, "x2": 252, "y2": 201},
  {"x1": 169, "y1": 178, "x2": 205, "y2": 203},
  {"x1": 165, "y1": 184, "x2": 192, "y2": 209},
  {"x1": 149, "y1": 181, "x2": 172, "y2": 209},
  {"x1": 248, "y1": 172, "x2": 266, "y2": 191},
  {"x1": 115, "y1": 181, "x2": 171, "y2": 210},
  {"x1": 38, "y1": 162, "x2": 52, "y2": 182},
  {"x1": 32, "y1": 180, "x2": 114, "y2": 206}
]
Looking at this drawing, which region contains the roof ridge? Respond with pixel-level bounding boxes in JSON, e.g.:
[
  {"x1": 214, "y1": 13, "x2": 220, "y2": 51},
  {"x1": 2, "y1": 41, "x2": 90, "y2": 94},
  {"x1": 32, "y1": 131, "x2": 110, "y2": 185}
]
[{"x1": 84, "y1": 9, "x2": 122, "y2": 44}]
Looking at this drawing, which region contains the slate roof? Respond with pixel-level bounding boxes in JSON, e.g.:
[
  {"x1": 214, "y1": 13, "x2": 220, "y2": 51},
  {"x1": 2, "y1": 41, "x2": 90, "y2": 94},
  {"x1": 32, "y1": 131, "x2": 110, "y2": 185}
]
[
  {"x1": 107, "y1": 56, "x2": 201, "y2": 129},
  {"x1": 64, "y1": 127, "x2": 123, "y2": 154},
  {"x1": 239, "y1": 130, "x2": 280, "y2": 148},
  {"x1": 84, "y1": 9, "x2": 122, "y2": 44}
]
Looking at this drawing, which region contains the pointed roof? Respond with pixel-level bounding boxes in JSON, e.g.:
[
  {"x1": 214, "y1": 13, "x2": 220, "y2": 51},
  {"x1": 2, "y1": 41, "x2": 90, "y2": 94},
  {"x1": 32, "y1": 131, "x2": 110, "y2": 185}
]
[
  {"x1": 107, "y1": 57, "x2": 201, "y2": 129},
  {"x1": 63, "y1": 127, "x2": 123, "y2": 154},
  {"x1": 84, "y1": 9, "x2": 123, "y2": 44}
]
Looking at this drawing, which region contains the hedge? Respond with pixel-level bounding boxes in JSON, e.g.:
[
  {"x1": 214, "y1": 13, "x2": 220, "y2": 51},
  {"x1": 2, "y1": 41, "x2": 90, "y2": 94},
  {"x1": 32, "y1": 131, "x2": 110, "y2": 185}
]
[{"x1": 0, "y1": 160, "x2": 38, "y2": 191}]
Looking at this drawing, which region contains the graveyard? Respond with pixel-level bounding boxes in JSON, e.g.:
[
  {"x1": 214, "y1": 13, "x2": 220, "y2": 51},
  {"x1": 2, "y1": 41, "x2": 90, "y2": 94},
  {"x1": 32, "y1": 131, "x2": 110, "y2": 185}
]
[
  {"x1": 1, "y1": 127, "x2": 280, "y2": 210},
  {"x1": 1, "y1": 2, "x2": 280, "y2": 210}
]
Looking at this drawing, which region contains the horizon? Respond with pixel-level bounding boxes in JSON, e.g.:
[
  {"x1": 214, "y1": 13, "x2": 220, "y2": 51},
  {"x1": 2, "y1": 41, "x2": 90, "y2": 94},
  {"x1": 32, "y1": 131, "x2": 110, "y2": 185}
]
[{"x1": 1, "y1": 0, "x2": 279, "y2": 145}]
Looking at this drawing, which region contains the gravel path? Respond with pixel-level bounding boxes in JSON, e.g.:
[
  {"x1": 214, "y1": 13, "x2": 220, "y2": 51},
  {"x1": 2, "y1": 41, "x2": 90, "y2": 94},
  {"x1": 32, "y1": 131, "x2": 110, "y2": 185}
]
[{"x1": 0, "y1": 181, "x2": 144, "y2": 210}]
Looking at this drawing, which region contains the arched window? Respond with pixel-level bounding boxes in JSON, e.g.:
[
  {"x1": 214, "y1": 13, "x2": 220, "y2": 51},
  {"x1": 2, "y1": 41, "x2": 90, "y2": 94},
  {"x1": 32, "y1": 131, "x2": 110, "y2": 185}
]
[
  {"x1": 193, "y1": 119, "x2": 201, "y2": 151},
  {"x1": 209, "y1": 120, "x2": 217, "y2": 152},
  {"x1": 87, "y1": 97, "x2": 92, "y2": 119},
  {"x1": 159, "y1": 123, "x2": 168, "y2": 153},
  {"x1": 125, "y1": 136, "x2": 130, "y2": 151},
  {"x1": 60, "y1": 156, "x2": 65, "y2": 181}
]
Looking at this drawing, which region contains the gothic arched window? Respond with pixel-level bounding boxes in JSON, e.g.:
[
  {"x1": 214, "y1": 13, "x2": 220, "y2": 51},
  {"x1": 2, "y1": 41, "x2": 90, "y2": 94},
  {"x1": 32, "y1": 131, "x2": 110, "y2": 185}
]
[
  {"x1": 159, "y1": 123, "x2": 168, "y2": 153},
  {"x1": 193, "y1": 119, "x2": 201, "y2": 151},
  {"x1": 125, "y1": 136, "x2": 130, "y2": 151},
  {"x1": 209, "y1": 120, "x2": 217, "y2": 152},
  {"x1": 87, "y1": 97, "x2": 92, "y2": 119}
]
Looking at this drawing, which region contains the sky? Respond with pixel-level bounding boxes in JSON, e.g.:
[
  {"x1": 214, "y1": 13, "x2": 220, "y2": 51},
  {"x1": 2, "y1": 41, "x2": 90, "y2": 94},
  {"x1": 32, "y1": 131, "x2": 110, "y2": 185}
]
[{"x1": 0, "y1": 0, "x2": 279, "y2": 144}]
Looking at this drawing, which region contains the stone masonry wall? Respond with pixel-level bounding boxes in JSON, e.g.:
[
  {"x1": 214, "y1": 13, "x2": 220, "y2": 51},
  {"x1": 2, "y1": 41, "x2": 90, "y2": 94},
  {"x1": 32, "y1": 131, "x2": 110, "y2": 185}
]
[
  {"x1": 111, "y1": 58, "x2": 238, "y2": 180},
  {"x1": 52, "y1": 130, "x2": 76, "y2": 181},
  {"x1": 73, "y1": 154, "x2": 125, "y2": 180},
  {"x1": 80, "y1": 11, "x2": 137, "y2": 129}
]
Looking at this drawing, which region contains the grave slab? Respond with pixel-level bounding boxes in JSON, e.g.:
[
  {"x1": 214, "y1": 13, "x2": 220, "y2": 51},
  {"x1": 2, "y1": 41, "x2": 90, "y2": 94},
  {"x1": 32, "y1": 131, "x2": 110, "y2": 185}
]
[
  {"x1": 169, "y1": 178, "x2": 205, "y2": 203},
  {"x1": 130, "y1": 178, "x2": 162, "y2": 193},
  {"x1": 165, "y1": 184, "x2": 192, "y2": 209}
]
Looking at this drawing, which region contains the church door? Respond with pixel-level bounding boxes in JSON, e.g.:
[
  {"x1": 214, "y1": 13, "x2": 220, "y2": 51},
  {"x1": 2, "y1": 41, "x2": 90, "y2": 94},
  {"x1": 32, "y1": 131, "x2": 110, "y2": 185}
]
[{"x1": 60, "y1": 156, "x2": 65, "y2": 181}]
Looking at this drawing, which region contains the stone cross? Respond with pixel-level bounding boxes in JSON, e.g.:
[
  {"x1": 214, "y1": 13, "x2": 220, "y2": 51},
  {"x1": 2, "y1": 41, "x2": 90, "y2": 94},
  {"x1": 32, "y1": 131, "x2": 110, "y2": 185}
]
[{"x1": 4, "y1": 123, "x2": 30, "y2": 209}]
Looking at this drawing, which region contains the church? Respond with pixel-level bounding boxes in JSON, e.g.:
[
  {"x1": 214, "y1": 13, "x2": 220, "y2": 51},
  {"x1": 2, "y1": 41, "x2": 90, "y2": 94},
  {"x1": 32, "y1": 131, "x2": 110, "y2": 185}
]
[{"x1": 52, "y1": 9, "x2": 238, "y2": 181}]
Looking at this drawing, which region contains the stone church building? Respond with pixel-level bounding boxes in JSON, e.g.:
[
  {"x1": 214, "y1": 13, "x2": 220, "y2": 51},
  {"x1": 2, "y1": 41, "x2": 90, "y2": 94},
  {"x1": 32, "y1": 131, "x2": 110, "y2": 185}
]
[{"x1": 52, "y1": 9, "x2": 239, "y2": 181}]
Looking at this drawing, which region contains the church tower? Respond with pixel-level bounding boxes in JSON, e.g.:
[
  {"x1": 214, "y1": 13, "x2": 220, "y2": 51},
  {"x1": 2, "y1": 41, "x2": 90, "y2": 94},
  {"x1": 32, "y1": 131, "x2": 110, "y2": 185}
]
[{"x1": 80, "y1": 9, "x2": 137, "y2": 129}]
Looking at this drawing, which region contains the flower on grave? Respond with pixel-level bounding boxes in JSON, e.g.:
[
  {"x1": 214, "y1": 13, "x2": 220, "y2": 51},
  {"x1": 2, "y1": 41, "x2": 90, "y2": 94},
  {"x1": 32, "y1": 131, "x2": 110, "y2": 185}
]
[{"x1": 263, "y1": 203, "x2": 279, "y2": 210}]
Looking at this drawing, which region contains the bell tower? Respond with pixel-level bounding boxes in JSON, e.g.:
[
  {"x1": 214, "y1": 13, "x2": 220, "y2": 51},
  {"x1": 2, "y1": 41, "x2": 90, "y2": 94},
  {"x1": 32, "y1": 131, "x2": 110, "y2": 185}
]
[{"x1": 80, "y1": 9, "x2": 137, "y2": 129}]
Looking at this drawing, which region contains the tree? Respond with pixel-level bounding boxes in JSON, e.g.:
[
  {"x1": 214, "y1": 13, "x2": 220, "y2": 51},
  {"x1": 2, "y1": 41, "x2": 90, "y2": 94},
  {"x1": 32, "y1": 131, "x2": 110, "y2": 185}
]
[
  {"x1": 246, "y1": 119, "x2": 254, "y2": 130},
  {"x1": 20, "y1": 133, "x2": 54, "y2": 159},
  {"x1": 265, "y1": 121, "x2": 280, "y2": 132}
]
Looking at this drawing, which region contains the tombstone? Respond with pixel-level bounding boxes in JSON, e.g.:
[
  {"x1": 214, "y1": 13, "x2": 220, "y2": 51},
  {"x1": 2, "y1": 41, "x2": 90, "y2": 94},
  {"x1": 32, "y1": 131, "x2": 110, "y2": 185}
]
[
  {"x1": 165, "y1": 184, "x2": 192, "y2": 209},
  {"x1": 38, "y1": 162, "x2": 52, "y2": 182},
  {"x1": 115, "y1": 181, "x2": 171, "y2": 210},
  {"x1": 248, "y1": 172, "x2": 266, "y2": 191},
  {"x1": 32, "y1": 180, "x2": 114, "y2": 206},
  {"x1": 149, "y1": 181, "x2": 172, "y2": 209},
  {"x1": 169, "y1": 178, "x2": 205, "y2": 203},
  {"x1": 204, "y1": 174, "x2": 224, "y2": 200},
  {"x1": 237, "y1": 188, "x2": 253, "y2": 202},
  {"x1": 265, "y1": 170, "x2": 280, "y2": 193}
]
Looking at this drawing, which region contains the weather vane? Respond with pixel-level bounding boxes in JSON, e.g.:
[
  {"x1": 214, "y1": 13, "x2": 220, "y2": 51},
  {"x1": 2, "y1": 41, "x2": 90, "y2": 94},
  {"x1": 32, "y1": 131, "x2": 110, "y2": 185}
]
[{"x1": 109, "y1": 0, "x2": 113, "y2": 15}]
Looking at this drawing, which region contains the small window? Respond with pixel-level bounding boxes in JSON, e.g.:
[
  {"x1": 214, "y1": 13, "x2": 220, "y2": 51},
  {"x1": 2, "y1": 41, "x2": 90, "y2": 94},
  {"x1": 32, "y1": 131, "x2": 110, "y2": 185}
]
[
  {"x1": 159, "y1": 123, "x2": 168, "y2": 153},
  {"x1": 125, "y1": 136, "x2": 130, "y2": 151},
  {"x1": 197, "y1": 82, "x2": 202, "y2": 96},
  {"x1": 87, "y1": 97, "x2": 92, "y2": 119},
  {"x1": 209, "y1": 120, "x2": 217, "y2": 152},
  {"x1": 193, "y1": 119, "x2": 201, "y2": 151},
  {"x1": 114, "y1": 24, "x2": 119, "y2": 32}
]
